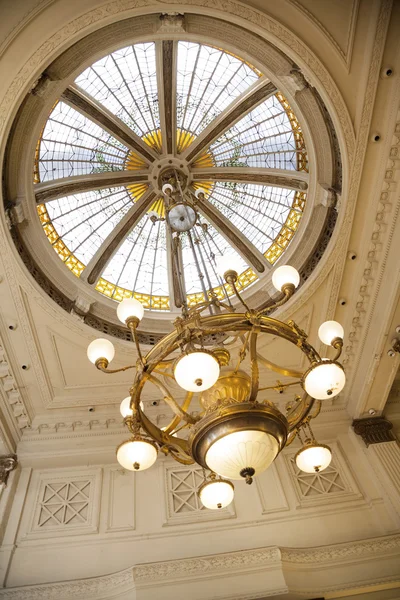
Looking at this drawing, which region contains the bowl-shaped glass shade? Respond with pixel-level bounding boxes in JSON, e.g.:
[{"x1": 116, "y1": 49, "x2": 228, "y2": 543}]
[
  {"x1": 303, "y1": 361, "x2": 345, "y2": 400},
  {"x1": 272, "y1": 265, "x2": 300, "y2": 292},
  {"x1": 117, "y1": 298, "x2": 144, "y2": 324},
  {"x1": 205, "y1": 430, "x2": 279, "y2": 480},
  {"x1": 174, "y1": 352, "x2": 220, "y2": 392},
  {"x1": 295, "y1": 443, "x2": 332, "y2": 473},
  {"x1": 199, "y1": 479, "x2": 234, "y2": 510},
  {"x1": 318, "y1": 320, "x2": 344, "y2": 346},
  {"x1": 87, "y1": 338, "x2": 115, "y2": 364},
  {"x1": 119, "y1": 397, "x2": 144, "y2": 418},
  {"x1": 116, "y1": 439, "x2": 157, "y2": 471}
]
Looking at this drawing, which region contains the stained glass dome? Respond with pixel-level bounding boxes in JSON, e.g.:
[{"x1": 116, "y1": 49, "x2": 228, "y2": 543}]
[{"x1": 34, "y1": 41, "x2": 309, "y2": 312}]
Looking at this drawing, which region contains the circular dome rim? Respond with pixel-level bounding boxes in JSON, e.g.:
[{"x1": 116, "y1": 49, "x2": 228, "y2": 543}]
[{"x1": 2, "y1": 9, "x2": 344, "y2": 338}]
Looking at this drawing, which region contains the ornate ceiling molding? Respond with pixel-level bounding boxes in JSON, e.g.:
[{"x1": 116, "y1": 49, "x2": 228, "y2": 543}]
[
  {"x1": 343, "y1": 108, "x2": 400, "y2": 369},
  {"x1": 0, "y1": 533, "x2": 399, "y2": 599},
  {"x1": 0, "y1": 333, "x2": 30, "y2": 440}
]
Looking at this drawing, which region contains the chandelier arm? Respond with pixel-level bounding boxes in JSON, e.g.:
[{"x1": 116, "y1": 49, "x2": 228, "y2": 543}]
[
  {"x1": 147, "y1": 373, "x2": 199, "y2": 425},
  {"x1": 261, "y1": 285, "x2": 295, "y2": 314},
  {"x1": 258, "y1": 380, "x2": 301, "y2": 392},
  {"x1": 287, "y1": 395, "x2": 318, "y2": 431},
  {"x1": 332, "y1": 339, "x2": 344, "y2": 361},
  {"x1": 167, "y1": 447, "x2": 196, "y2": 465},
  {"x1": 137, "y1": 406, "x2": 193, "y2": 461},
  {"x1": 255, "y1": 353, "x2": 303, "y2": 378},
  {"x1": 128, "y1": 321, "x2": 145, "y2": 365},
  {"x1": 249, "y1": 331, "x2": 259, "y2": 402},
  {"x1": 163, "y1": 392, "x2": 194, "y2": 435},
  {"x1": 96, "y1": 363, "x2": 136, "y2": 374},
  {"x1": 229, "y1": 278, "x2": 252, "y2": 312}
]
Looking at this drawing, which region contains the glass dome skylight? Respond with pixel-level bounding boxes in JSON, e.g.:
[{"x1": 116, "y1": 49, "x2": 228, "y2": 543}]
[{"x1": 34, "y1": 40, "x2": 308, "y2": 311}]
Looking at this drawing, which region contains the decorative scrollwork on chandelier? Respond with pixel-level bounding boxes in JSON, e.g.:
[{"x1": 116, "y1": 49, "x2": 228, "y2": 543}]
[{"x1": 87, "y1": 178, "x2": 346, "y2": 510}]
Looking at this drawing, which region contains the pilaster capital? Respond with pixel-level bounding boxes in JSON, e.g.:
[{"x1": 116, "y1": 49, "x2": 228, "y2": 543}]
[{"x1": 352, "y1": 416, "x2": 395, "y2": 447}]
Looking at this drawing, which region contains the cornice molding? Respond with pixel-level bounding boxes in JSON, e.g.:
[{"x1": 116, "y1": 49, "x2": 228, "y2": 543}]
[
  {"x1": 1, "y1": 534, "x2": 399, "y2": 599},
  {"x1": 133, "y1": 547, "x2": 281, "y2": 583},
  {"x1": 0, "y1": 335, "x2": 30, "y2": 438}
]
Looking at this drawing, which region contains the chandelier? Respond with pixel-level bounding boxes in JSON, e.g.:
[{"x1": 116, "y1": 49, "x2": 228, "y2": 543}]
[{"x1": 87, "y1": 180, "x2": 345, "y2": 511}]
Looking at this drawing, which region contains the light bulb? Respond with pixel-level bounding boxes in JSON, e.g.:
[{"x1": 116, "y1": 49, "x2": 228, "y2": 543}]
[
  {"x1": 120, "y1": 397, "x2": 144, "y2": 418},
  {"x1": 318, "y1": 321, "x2": 344, "y2": 346},
  {"x1": 272, "y1": 265, "x2": 300, "y2": 292},
  {"x1": 205, "y1": 430, "x2": 279, "y2": 480},
  {"x1": 117, "y1": 297, "x2": 144, "y2": 324},
  {"x1": 303, "y1": 361, "x2": 345, "y2": 400},
  {"x1": 295, "y1": 442, "x2": 332, "y2": 473},
  {"x1": 215, "y1": 254, "x2": 242, "y2": 279},
  {"x1": 198, "y1": 478, "x2": 234, "y2": 510},
  {"x1": 174, "y1": 352, "x2": 220, "y2": 392},
  {"x1": 162, "y1": 183, "x2": 173, "y2": 195},
  {"x1": 116, "y1": 439, "x2": 157, "y2": 471},
  {"x1": 87, "y1": 338, "x2": 115, "y2": 365},
  {"x1": 195, "y1": 188, "x2": 206, "y2": 199}
]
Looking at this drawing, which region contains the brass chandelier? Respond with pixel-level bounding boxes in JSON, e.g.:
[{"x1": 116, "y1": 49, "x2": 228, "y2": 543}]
[{"x1": 87, "y1": 181, "x2": 345, "y2": 511}]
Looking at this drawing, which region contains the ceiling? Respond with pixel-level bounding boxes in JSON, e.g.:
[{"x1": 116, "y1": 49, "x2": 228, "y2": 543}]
[{"x1": 0, "y1": 1, "x2": 400, "y2": 599}]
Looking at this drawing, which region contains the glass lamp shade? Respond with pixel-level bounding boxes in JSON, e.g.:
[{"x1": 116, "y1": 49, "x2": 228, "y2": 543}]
[
  {"x1": 216, "y1": 254, "x2": 242, "y2": 278},
  {"x1": 162, "y1": 183, "x2": 173, "y2": 194},
  {"x1": 117, "y1": 298, "x2": 144, "y2": 324},
  {"x1": 195, "y1": 187, "x2": 206, "y2": 199},
  {"x1": 116, "y1": 439, "x2": 157, "y2": 471},
  {"x1": 205, "y1": 430, "x2": 279, "y2": 480},
  {"x1": 303, "y1": 361, "x2": 345, "y2": 400},
  {"x1": 198, "y1": 478, "x2": 234, "y2": 510},
  {"x1": 272, "y1": 265, "x2": 300, "y2": 292},
  {"x1": 174, "y1": 352, "x2": 220, "y2": 392},
  {"x1": 318, "y1": 320, "x2": 344, "y2": 345},
  {"x1": 87, "y1": 338, "x2": 115, "y2": 364},
  {"x1": 119, "y1": 397, "x2": 144, "y2": 418},
  {"x1": 295, "y1": 442, "x2": 332, "y2": 473}
]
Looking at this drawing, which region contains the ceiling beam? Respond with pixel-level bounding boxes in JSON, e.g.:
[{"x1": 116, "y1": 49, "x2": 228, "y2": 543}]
[
  {"x1": 191, "y1": 167, "x2": 308, "y2": 191},
  {"x1": 62, "y1": 86, "x2": 158, "y2": 164},
  {"x1": 34, "y1": 171, "x2": 149, "y2": 202},
  {"x1": 190, "y1": 192, "x2": 269, "y2": 274},
  {"x1": 182, "y1": 79, "x2": 277, "y2": 164},
  {"x1": 82, "y1": 188, "x2": 157, "y2": 285},
  {"x1": 156, "y1": 40, "x2": 176, "y2": 156}
]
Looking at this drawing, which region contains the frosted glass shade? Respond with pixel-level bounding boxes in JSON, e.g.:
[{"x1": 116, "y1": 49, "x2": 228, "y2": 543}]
[
  {"x1": 199, "y1": 479, "x2": 234, "y2": 510},
  {"x1": 303, "y1": 361, "x2": 345, "y2": 400},
  {"x1": 117, "y1": 298, "x2": 144, "y2": 324},
  {"x1": 205, "y1": 430, "x2": 279, "y2": 480},
  {"x1": 295, "y1": 443, "x2": 332, "y2": 473},
  {"x1": 87, "y1": 338, "x2": 115, "y2": 364},
  {"x1": 195, "y1": 187, "x2": 206, "y2": 199},
  {"x1": 318, "y1": 320, "x2": 344, "y2": 345},
  {"x1": 272, "y1": 265, "x2": 300, "y2": 292},
  {"x1": 162, "y1": 183, "x2": 173, "y2": 194},
  {"x1": 216, "y1": 254, "x2": 242, "y2": 278},
  {"x1": 174, "y1": 352, "x2": 220, "y2": 392},
  {"x1": 116, "y1": 439, "x2": 157, "y2": 471},
  {"x1": 120, "y1": 397, "x2": 144, "y2": 418}
]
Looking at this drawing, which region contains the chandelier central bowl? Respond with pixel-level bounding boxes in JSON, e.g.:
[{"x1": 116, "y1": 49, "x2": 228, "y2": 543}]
[{"x1": 189, "y1": 401, "x2": 288, "y2": 482}]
